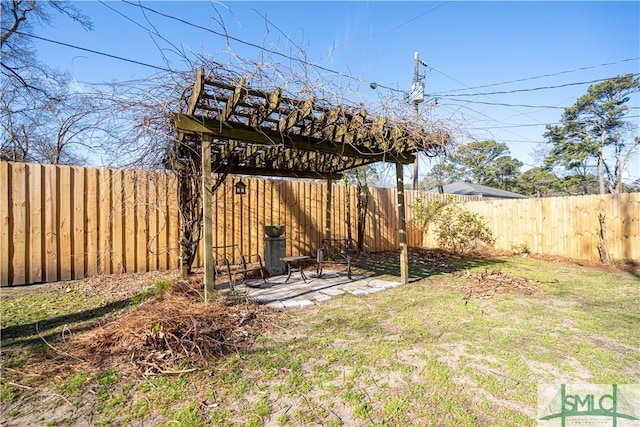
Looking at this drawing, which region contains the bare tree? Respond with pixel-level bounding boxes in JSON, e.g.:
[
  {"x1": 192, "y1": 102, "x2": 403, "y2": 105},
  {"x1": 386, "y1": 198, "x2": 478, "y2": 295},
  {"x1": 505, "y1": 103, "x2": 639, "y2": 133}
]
[
  {"x1": 1, "y1": 0, "x2": 92, "y2": 93},
  {"x1": 0, "y1": 85, "x2": 34, "y2": 161},
  {"x1": 1, "y1": 0, "x2": 94, "y2": 163}
]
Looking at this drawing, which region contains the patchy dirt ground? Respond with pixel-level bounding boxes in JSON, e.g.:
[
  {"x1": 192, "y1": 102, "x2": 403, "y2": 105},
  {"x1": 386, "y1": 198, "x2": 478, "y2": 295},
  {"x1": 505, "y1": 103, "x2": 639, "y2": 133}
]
[
  {"x1": 0, "y1": 269, "x2": 180, "y2": 300},
  {"x1": 2, "y1": 249, "x2": 638, "y2": 426},
  {"x1": 1, "y1": 271, "x2": 280, "y2": 426},
  {"x1": 11, "y1": 274, "x2": 278, "y2": 378}
]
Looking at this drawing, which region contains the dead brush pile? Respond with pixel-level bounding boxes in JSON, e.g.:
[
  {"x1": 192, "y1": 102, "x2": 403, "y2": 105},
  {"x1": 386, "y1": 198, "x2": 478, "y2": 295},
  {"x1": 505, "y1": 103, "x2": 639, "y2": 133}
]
[
  {"x1": 65, "y1": 280, "x2": 278, "y2": 377},
  {"x1": 453, "y1": 270, "x2": 542, "y2": 299}
]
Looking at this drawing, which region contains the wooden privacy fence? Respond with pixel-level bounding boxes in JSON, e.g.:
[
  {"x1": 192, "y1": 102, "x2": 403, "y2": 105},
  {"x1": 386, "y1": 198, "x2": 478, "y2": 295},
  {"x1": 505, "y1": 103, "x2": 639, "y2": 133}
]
[
  {"x1": 206, "y1": 175, "x2": 405, "y2": 260},
  {"x1": 2, "y1": 161, "x2": 638, "y2": 286},
  {"x1": 1, "y1": 162, "x2": 181, "y2": 286},
  {"x1": 418, "y1": 193, "x2": 640, "y2": 262},
  {"x1": 1, "y1": 162, "x2": 412, "y2": 286}
]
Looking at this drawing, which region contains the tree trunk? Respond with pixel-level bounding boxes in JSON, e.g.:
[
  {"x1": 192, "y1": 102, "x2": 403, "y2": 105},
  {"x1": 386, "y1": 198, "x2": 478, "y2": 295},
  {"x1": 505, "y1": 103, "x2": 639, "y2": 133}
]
[
  {"x1": 615, "y1": 155, "x2": 622, "y2": 194},
  {"x1": 597, "y1": 130, "x2": 606, "y2": 195},
  {"x1": 178, "y1": 157, "x2": 203, "y2": 277},
  {"x1": 345, "y1": 183, "x2": 353, "y2": 243},
  {"x1": 597, "y1": 150, "x2": 606, "y2": 195},
  {"x1": 356, "y1": 181, "x2": 368, "y2": 251},
  {"x1": 597, "y1": 210, "x2": 611, "y2": 263},
  {"x1": 179, "y1": 168, "x2": 194, "y2": 278}
]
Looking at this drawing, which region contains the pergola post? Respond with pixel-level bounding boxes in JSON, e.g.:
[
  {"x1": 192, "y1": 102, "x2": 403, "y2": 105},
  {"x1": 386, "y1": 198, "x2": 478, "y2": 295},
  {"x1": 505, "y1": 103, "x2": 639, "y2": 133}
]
[
  {"x1": 325, "y1": 177, "x2": 332, "y2": 241},
  {"x1": 202, "y1": 136, "x2": 215, "y2": 302},
  {"x1": 396, "y1": 162, "x2": 409, "y2": 285}
]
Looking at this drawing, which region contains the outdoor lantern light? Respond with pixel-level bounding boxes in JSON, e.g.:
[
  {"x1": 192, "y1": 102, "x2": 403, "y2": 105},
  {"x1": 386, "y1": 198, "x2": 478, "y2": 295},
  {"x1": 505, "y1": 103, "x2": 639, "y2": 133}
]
[{"x1": 235, "y1": 179, "x2": 247, "y2": 195}]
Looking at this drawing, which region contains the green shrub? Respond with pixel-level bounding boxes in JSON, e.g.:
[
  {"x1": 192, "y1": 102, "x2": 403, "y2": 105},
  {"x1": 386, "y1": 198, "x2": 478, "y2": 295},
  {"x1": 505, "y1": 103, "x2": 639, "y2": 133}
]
[
  {"x1": 510, "y1": 242, "x2": 530, "y2": 256},
  {"x1": 410, "y1": 195, "x2": 455, "y2": 236},
  {"x1": 436, "y1": 206, "x2": 494, "y2": 254}
]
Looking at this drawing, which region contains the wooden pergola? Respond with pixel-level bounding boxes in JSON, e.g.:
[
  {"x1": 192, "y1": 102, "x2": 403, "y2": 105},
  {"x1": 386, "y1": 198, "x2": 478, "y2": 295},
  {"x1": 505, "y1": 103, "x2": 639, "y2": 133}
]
[{"x1": 170, "y1": 68, "x2": 448, "y2": 301}]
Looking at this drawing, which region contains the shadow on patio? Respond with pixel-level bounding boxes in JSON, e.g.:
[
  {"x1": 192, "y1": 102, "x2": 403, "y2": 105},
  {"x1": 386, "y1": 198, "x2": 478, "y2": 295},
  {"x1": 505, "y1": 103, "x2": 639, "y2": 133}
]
[{"x1": 234, "y1": 268, "x2": 402, "y2": 309}]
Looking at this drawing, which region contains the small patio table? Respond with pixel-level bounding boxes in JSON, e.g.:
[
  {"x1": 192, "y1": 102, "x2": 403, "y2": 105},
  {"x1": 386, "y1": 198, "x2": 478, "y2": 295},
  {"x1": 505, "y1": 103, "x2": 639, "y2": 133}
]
[{"x1": 281, "y1": 255, "x2": 311, "y2": 283}]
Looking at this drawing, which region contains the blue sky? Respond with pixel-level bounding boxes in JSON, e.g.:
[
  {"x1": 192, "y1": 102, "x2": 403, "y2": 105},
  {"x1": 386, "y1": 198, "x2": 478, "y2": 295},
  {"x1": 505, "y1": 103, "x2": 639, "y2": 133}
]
[{"x1": 35, "y1": 1, "x2": 640, "y2": 182}]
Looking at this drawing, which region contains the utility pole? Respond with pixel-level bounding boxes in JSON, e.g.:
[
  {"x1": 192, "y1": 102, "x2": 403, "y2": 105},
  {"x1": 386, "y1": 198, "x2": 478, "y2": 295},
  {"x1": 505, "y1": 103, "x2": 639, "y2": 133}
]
[{"x1": 410, "y1": 51, "x2": 425, "y2": 190}]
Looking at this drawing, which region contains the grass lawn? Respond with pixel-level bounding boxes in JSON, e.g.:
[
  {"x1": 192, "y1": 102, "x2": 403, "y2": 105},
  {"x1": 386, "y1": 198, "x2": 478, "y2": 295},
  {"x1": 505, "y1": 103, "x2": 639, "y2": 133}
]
[{"x1": 1, "y1": 250, "x2": 638, "y2": 426}]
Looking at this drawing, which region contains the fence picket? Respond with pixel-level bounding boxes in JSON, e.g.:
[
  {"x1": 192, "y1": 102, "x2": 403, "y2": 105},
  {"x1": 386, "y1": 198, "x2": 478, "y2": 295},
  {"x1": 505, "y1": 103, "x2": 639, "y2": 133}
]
[
  {"x1": 0, "y1": 163, "x2": 10, "y2": 285},
  {"x1": 86, "y1": 168, "x2": 99, "y2": 277},
  {"x1": 28, "y1": 164, "x2": 43, "y2": 283},
  {"x1": 10, "y1": 163, "x2": 26, "y2": 285}
]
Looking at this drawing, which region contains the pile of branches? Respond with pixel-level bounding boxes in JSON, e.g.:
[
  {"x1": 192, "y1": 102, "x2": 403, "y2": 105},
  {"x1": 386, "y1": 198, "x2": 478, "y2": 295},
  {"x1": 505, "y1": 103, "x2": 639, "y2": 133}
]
[
  {"x1": 67, "y1": 285, "x2": 277, "y2": 376},
  {"x1": 454, "y1": 270, "x2": 541, "y2": 299}
]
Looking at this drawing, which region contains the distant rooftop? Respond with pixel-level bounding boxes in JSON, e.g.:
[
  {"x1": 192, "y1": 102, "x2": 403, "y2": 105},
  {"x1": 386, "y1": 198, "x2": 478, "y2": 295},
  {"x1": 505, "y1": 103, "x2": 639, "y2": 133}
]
[{"x1": 429, "y1": 181, "x2": 528, "y2": 199}]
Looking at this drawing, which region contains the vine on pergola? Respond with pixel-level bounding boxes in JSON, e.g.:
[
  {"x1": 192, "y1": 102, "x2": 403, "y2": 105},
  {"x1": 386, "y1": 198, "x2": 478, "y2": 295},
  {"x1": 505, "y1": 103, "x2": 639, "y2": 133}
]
[{"x1": 169, "y1": 67, "x2": 451, "y2": 275}]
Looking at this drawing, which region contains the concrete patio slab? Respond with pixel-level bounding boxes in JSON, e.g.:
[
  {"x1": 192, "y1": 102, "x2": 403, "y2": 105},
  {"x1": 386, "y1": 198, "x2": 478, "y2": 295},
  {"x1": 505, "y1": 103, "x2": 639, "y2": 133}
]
[
  {"x1": 368, "y1": 279, "x2": 402, "y2": 289},
  {"x1": 235, "y1": 269, "x2": 402, "y2": 309},
  {"x1": 318, "y1": 288, "x2": 346, "y2": 296},
  {"x1": 265, "y1": 301, "x2": 285, "y2": 309},
  {"x1": 281, "y1": 298, "x2": 315, "y2": 308},
  {"x1": 313, "y1": 294, "x2": 333, "y2": 303}
]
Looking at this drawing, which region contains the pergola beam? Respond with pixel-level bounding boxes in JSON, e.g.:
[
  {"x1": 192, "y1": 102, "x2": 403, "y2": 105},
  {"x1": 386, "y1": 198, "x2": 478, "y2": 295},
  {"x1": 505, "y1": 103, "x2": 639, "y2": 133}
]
[
  {"x1": 220, "y1": 77, "x2": 245, "y2": 122},
  {"x1": 250, "y1": 88, "x2": 281, "y2": 127},
  {"x1": 226, "y1": 166, "x2": 342, "y2": 180},
  {"x1": 344, "y1": 109, "x2": 366, "y2": 144},
  {"x1": 187, "y1": 68, "x2": 205, "y2": 116},
  {"x1": 278, "y1": 97, "x2": 314, "y2": 132},
  {"x1": 172, "y1": 113, "x2": 415, "y2": 164}
]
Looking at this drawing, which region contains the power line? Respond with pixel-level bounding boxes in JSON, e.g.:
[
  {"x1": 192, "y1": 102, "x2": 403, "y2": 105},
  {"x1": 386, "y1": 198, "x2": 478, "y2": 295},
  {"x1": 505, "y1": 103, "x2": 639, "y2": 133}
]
[
  {"x1": 377, "y1": 1, "x2": 451, "y2": 34},
  {"x1": 432, "y1": 62, "x2": 640, "y2": 155},
  {"x1": 434, "y1": 57, "x2": 640, "y2": 94},
  {"x1": 119, "y1": 0, "x2": 407, "y2": 94},
  {"x1": 98, "y1": 0, "x2": 184, "y2": 59},
  {"x1": 431, "y1": 67, "x2": 552, "y2": 133},
  {"x1": 328, "y1": 1, "x2": 451, "y2": 52},
  {"x1": 457, "y1": 115, "x2": 640, "y2": 130},
  {"x1": 119, "y1": 0, "x2": 640, "y2": 107},
  {"x1": 467, "y1": 123, "x2": 558, "y2": 129},
  {"x1": 439, "y1": 98, "x2": 640, "y2": 110},
  {"x1": 431, "y1": 73, "x2": 640, "y2": 97},
  {"x1": 494, "y1": 139, "x2": 547, "y2": 144},
  {"x1": 439, "y1": 99, "x2": 640, "y2": 144},
  {"x1": 8, "y1": 29, "x2": 174, "y2": 73},
  {"x1": 23, "y1": 0, "x2": 636, "y2": 107},
  {"x1": 437, "y1": 103, "x2": 542, "y2": 143},
  {"x1": 438, "y1": 98, "x2": 565, "y2": 109}
]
